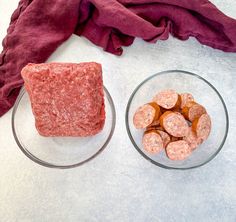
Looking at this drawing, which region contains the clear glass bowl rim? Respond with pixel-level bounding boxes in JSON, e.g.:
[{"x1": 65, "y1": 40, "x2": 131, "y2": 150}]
[
  {"x1": 12, "y1": 86, "x2": 116, "y2": 169},
  {"x1": 125, "y1": 70, "x2": 229, "y2": 170}
]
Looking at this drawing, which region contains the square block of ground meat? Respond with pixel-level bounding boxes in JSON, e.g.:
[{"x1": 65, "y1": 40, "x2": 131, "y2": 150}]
[{"x1": 21, "y1": 62, "x2": 105, "y2": 137}]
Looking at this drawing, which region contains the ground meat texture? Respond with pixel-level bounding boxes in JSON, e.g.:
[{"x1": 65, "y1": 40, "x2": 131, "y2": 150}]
[
  {"x1": 192, "y1": 114, "x2": 211, "y2": 141},
  {"x1": 180, "y1": 93, "x2": 194, "y2": 109},
  {"x1": 160, "y1": 111, "x2": 189, "y2": 137},
  {"x1": 133, "y1": 102, "x2": 161, "y2": 129},
  {"x1": 156, "y1": 130, "x2": 171, "y2": 148},
  {"x1": 153, "y1": 89, "x2": 180, "y2": 109},
  {"x1": 182, "y1": 101, "x2": 206, "y2": 122},
  {"x1": 21, "y1": 62, "x2": 105, "y2": 137},
  {"x1": 142, "y1": 131, "x2": 164, "y2": 154},
  {"x1": 183, "y1": 127, "x2": 203, "y2": 150},
  {"x1": 166, "y1": 140, "x2": 192, "y2": 160}
]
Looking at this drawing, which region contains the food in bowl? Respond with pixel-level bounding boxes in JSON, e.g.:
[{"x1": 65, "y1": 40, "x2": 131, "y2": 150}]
[
  {"x1": 133, "y1": 89, "x2": 211, "y2": 160},
  {"x1": 21, "y1": 62, "x2": 105, "y2": 137}
]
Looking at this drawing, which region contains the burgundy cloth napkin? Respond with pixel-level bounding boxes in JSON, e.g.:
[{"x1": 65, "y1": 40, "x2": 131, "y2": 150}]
[{"x1": 1, "y1": 0, "x2": 236, "y2": 117}]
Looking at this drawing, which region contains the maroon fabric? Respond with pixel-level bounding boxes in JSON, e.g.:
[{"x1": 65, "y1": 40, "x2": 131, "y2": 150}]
[{"x1": 1, "y1": 0, "x2": 236, "y2": 116}]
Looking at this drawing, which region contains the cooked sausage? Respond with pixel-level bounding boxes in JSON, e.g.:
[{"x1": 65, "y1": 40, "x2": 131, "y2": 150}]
[
  {"x1": 160, "y1": 111, "x2": 189, "y2": 137},
  {"x1": 146, "y1": 125, "x2": 158, "y2": 132},
  {"x1": 166, "y1": 140, "x2": 192, "y2": 160},
  {"x1": 134, "y1": 89, "x2": 211, "y2": 161},
  {"x1": 142, "y1": 130, "x2": 164, "y2": 154},
  {"x1": 180, "y1": 93, "x2": 194, "y2": 109},
  {"x1": 182, "y1": 101, "x2": 206, "y2": 122},
  {"x1": 146, "y1": 124, "x2": 161, "y2": 133},
  {"x1": 156, "y1": 130, "x2": 171, "y2": 148},
  {"x1": 192, "y1": 113, "x2": 211, "y2": 141},
  {"x1": 171, "y1": 136, "x2": 180, "y2": 142},
  {"x1": 153, "y1": 89, "x2": 180, "y2": 110},
  {"x1": 148, "y1": 119, "x2": 160, "y2": 127},
  {"x1": 133, "y1": 102, "x2": 161, "y2": 129},
  {"x1": 183, "y1": 127, "x2": 203, "y2": 150}
]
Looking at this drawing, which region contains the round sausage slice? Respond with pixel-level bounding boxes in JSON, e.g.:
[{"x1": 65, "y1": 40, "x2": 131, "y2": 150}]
[
  {"x1": 182, "y1": 101, "x2": 206, "y2": 122},
  {"x1": 156, "y1": 130, "x2": 171, "y2": 148},
  {"x1": 160, "y1": 111, "x2": 189, "y2": 137},
  {"x1": 192, "y1": 113, "x2": 211, "y2": 141},
  {"x1": 153, "y1": 89, "x2": 180, "y2": 109},
  {"x1": 180, "y1": 93, "x2": 194, "y2": 109},
  {"x1": 133, "y1": 102, "x2": 161, "y2": 129},
  {"x1": 142, "y1": 131, "x2": 164, "y2": 154},
  {"x1": 166, "y1": 140, "x2": 192, "y2": 160},
  {"x1": 183, "y1": 127, "x2": 203, "y2": 150}
]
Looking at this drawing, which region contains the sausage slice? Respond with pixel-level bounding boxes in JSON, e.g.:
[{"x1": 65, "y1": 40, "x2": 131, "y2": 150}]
[
  {"x1": 133, "y1": 102, "x2": 161, "y2": 129},
  {"x1": 180, "y1": 93, "x2": 194, "y2": 109},
  {"x1": 192, "y1": 113, "x2": 211, "y2": 141},
  {"x1": 183, "y1": 127, "x2": 203, "y2": 150},
  {"x1": 153, "y1": 89, "x2": 180, "y2": 109},
  {"x1": 142, "y1": 131, "x2": 164, "y2": 154},
  {"x1": 156, "y1": 130, "x2": 171, "y2": 148},
  {"x1": 166, "y1": 140, "x2": 192, "y2": 160},
  {"x1": 182, "y1": 101, "x2": 206, "y2": 122},
  {"x1": 160, "y1": 111, "x2": 189, "y2": 137}
]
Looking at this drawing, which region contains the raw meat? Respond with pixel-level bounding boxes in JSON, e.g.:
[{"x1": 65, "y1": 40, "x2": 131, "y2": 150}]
[{"x1": 21, "y1": 62, "x2": 105, "y2": 137}]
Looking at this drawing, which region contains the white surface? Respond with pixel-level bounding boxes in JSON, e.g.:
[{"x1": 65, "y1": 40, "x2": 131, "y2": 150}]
[{"x1": 0, "y1": 1, "x2": 236, "y2": 221}]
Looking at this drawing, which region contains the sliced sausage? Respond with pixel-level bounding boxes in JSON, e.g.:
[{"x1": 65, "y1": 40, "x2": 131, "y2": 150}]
[
  {"x1": 166, "y1": 140, "x2": 192, "y2": 160},
  {"x1": 133, "y1": 102, "x2": 161, "y2": 129},
  {"x1": 171, "y1": 136, "x2": 180, "y2": 142},
  {"x1": 142, "y1": 131, "x2": 164, "y2": 154},
  {"x1": 160, "y1": 111, "x2": 189, "y2": 137},
  {"x1": 183, "y1": 127, "x2": 203, "y2": 150},
  {"x1": 180, "y1": 93, "x2": 194, "y2": 109},
  {"x1": 146, "y1": 124, "x2": 161, "y2": 132},
  {"x1": 153, "y1": 89, "x2": 180, "y2": 110},
  {"x1": 148, "y1": 119, "x2": 160, "y2": 127},
  {"x1": 146, "y1": 125, "x2": 158, "y2": 132},
  {"x1": 192, "y1": 113, "x2": 211, "y2": 141},
  {"x1": 182, "y1": 101, "x2": 206, "y2": 122},
  {"x1": 156, "y1": 130, "x2": 171, "y2": 148}
]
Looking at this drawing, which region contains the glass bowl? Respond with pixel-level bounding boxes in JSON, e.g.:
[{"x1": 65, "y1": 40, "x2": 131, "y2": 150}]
[
  {"x1": 125, "y1": 70, "x2": 229, "y2": 170},
  {"x1": 12, "y1": 87, "x2": 116, "y2": 169}
]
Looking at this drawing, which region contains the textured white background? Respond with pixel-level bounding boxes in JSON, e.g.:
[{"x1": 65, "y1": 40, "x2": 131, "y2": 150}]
[{"x1": 0, "y1": 0, "x2": 236, "y2": 221}]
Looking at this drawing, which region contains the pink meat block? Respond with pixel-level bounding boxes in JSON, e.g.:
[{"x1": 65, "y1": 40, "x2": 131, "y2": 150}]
[{"x1": 21, "y1": 62, "x2": 105, "y2": 137}]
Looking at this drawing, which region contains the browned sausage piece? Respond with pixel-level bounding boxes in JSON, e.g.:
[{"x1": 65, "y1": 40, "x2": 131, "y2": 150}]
[
  {"x1": 146, "y1": 125, "x2": 158, "y2": 132},
  {"x1": 180, "y1": 93, "x2": 194, "y2": 109},
  {"x1": 153, "y1": 89, "x2": 180, "y2": 109},
  {"x1": 156, "y1": 130, "x2": 171, "y2": 148},
  {"x1": 160, "y1": 111, "x2": 189, "y2": 137},
  {"x1": 166, "y1": 140, "x2": 192, "y2": 160},
  {"x1": 183, "y1": 127, "x2": 203, "y2": 150},
  {"x1": 142, "y1": 131, "x2": 164, "y2": 154},
  {"x1": 182, "y1": 101, "x2": 206, "y2": 122},
  {"x1": 171, "y1": 136, "x2": 180, "y2": 142},
  {"x1": 148, "y1": 119, "x2": 160, "y2": 127},
  {"x1": 192, "y1": 113, "x2": 211, "y2": 141},
  {"x1": 133, "y1": 102, "x2": 161, "y2": 129}
]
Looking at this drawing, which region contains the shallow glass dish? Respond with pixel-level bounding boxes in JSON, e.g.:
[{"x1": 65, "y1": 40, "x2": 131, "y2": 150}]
[
  {"x1": 125, "y1": 70, "x2": 229, "y2": 170},
  {"x1": 12, "y1": 87, "x2": 116, "y2": 169}
]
